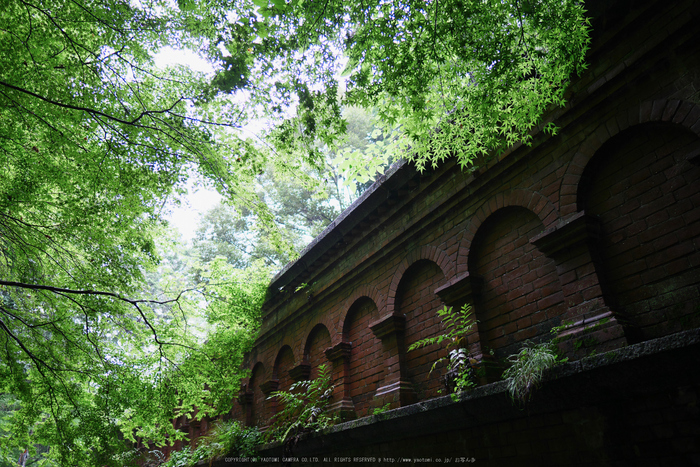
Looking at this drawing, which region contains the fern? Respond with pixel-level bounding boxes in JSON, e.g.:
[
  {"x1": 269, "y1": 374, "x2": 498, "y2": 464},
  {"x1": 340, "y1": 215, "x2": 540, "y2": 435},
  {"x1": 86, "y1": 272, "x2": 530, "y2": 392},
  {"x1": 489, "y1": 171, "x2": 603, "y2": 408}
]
[
  {"x1": 265, "y1": 364, "x2": 336, "y2": 445},
  {"x1": 408, "y1": 304, "x2": 477, "y2": 397}
]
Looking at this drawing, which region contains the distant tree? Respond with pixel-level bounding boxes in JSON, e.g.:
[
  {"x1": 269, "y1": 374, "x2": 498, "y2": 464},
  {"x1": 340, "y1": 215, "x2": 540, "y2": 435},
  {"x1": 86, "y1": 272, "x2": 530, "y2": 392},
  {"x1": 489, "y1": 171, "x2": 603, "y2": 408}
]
[
  {"x1": 0, "y1": 0, "x2": 590, "y2": 464},
  {"x1": 194, "y1": 204, "x2": 255, "y2": 269},
  {"x1": 193, "y1": 169, "x2": 340, "y2": 272},
  {"x1": 0, "y1": 1, "x2": 271, "y2": 465},
  {"x1": 194, "y1": 104, "x2": 394, "y2": 273},
  {"x1": 258, "y1": 170, "x2": 338, "y2": 244},
  {"x1": 328, "y1": 105, "x2": 397, "y2": 200}
]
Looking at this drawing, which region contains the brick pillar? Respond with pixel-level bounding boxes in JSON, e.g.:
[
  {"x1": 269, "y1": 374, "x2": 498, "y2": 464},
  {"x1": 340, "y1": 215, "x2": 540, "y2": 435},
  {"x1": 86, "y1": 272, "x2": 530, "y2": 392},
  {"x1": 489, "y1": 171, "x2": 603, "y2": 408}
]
[
  {"x1": 531, "y1": 211, "x2": 627, "y2": 356},
  {"x1": 325, "y1": 341, "x2": 356, "y2": 421},
  {"x1": 369, "y1": 314, "x2": 416, "y2": 409},
  {"x1": 260, "y1": 379, "x2": 279, "y2": 428},
  {"x1": 236, "y1": 389, "x2": 254, "y2": 427},
  {"x1": 434, "y1": 272, "x2": 495, "y2": 382}
]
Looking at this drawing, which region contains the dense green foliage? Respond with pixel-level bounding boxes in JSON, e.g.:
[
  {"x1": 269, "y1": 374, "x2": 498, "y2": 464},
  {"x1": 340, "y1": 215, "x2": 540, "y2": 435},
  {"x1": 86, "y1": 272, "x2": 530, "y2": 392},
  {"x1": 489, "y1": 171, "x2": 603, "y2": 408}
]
[
  {"x1": 147, "y1": 420, "x2": 260, "y2": 467},
  {"x1": 265, "y1": 364, "x2": 336, "y2": 446},
  {"x1": 0, "y1": 1, "x2": 270, "y2": 465},
  {"x1": 192, "y1": 105, "x2": 385, "y2": 272},
  {"x1": 0, "y1": 0, "x2": 589, "y2": 464},
  {"x1": 230, "y1": 0, "x2": 591, "y2": 176},
  {"x1": 165, "y1": 0, "x2": 590, "y2": 179},
  {"x1": 193, "y1": 176, "x2": 337, "y2": 271}
]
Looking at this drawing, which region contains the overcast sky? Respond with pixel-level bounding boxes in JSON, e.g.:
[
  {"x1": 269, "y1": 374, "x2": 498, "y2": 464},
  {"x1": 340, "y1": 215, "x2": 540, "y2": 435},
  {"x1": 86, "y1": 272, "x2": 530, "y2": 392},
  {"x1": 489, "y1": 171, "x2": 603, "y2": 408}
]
[{"x1": 154, "y1": 48, "x2": 221, "y2": 242}]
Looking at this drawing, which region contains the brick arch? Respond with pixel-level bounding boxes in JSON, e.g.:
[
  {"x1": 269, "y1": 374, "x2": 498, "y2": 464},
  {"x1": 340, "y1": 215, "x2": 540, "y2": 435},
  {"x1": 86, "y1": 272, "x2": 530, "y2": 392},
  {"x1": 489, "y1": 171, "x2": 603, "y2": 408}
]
[
  {"x1": 336, "y1": 285, "x2": 383, "y2": 336},
  {"x1": 270, "y1": 344, "x2": 297, "y2": 415},
  {"x1": 341, "y1": 284, "x2": 385, "y2": 319},
  {"x1": 302, "y1": 313, "x2": 338, "y2": 348},
  {"x1": 303, "y1": 323, "x2": 332, "y2": 360},
  {"x1": 249, "y1": 361, "x2": 265, "y2": 385},
  {"x1": 303, "y1": 323, "x2": 333, "y2": 380},
  {"x1": 561, "y1": 99, "x2": 700, "y2": 215},
  {"x1": 341, "y1": 295, "x2": 379, "y2": 338},
  {"x1": 247, "y1": 360, "x2": 266, "y2": 385},
  {"x1": 466, "y1": 205, "x2": 566, "y2": 364},
  {"x1": 273, "y1": 336, "x2": 303, "y2": 369},
  {"x1": 577, "y1": 120, "x2": 700, "y2": 342},
  {"x1": 397, "y1": 259, "x2": 449, "y2": 400},
  {"x1": 341, "y1": 296, "x2": 381, "y2": 417},
  {"x1": 248, "y1": 362, "x2": 266, "y2": 427},
  {"x1": 386, "y1": 245, "x2": 454, "y2": 315},
  {"x1": 458, "y1": 189, "x2": 558, "y2": 268},
  {"x1": 272, "y1": 345, "x2": 296, "y2": 381}
]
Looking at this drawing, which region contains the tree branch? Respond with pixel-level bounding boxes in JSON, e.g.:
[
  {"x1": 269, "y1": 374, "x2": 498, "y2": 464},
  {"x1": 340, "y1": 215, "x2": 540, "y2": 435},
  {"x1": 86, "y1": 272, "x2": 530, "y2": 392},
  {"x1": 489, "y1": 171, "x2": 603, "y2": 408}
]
[
  {"x1": 0, "y1": 279, "x2": 188, "y2": 305},
  {"x1": 0, "y1": 79, "x2": 184, "y2": 127}
]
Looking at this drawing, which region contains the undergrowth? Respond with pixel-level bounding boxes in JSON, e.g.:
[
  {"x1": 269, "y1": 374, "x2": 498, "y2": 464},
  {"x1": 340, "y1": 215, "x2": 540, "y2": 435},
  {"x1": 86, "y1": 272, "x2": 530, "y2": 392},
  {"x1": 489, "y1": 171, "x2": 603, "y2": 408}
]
[
  {"x1": 265, "y1": 364, "x2": 336, "y2": 452},
  {"x1": 408, "y1": 304, "x2": 477, "y2": 399},
  {"x1": 502, "y1": 341, "x2": 567, "y2": 405},
  {"x1": 156, "y1": 420, "x2": 260, "y2": 467}
]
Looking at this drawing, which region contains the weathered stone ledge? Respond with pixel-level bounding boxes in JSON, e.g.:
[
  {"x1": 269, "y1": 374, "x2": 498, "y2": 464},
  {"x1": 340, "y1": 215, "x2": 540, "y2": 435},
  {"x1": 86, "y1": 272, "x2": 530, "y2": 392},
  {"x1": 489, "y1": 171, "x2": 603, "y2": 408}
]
[{"x1": 212, "y1": 328, "x2": 700, "y2": 466}]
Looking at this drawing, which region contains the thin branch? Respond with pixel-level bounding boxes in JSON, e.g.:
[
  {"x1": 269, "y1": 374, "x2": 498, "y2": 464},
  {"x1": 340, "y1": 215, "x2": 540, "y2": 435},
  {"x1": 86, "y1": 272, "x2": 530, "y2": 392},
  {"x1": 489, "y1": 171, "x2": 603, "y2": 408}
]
[
  {"x1": 0, "y1": 279, "x2": 199, "y2": 306},
  {"x1": 0, "y1": 80, "x2": 184, "y2": 127}
]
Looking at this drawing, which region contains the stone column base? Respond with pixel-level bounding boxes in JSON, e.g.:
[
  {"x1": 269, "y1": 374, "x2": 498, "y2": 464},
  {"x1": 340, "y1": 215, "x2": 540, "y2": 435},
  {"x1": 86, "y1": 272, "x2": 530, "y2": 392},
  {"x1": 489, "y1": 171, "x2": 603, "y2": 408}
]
[
  {"x1": 328, "y1": 398, "x2": 356, "y2": 421},
  {"x1": 554, "y1": 311, "x2": 627, "y2": 358},
  {"x1": 372, "y1": 379, "x2": 417, "y2": 410}
]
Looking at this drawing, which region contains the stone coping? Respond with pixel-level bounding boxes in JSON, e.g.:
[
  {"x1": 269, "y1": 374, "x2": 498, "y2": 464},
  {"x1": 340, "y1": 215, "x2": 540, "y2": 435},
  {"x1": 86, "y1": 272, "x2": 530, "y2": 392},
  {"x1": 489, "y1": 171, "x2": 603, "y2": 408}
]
[
  {"x1": 225, "y1": 327, "x2": 700, "y2": 462},
  {"x1": 268, "y1": 158, "x2": 412, "y2": 293}
]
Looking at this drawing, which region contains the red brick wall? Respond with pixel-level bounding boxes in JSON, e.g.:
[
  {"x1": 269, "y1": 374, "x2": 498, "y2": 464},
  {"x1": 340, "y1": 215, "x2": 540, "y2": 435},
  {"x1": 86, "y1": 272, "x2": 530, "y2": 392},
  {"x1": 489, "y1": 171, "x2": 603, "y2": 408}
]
[
  {"x1": 225, "y1": 0, "x2": 700, "y2": 435},
  {"x1": 343, "y1": 297, "x2": 381, "y2": 418},
  {"x1": 399, "y1": 260, "x2": 447, "y2": 401},
  {"x1": 225, "y1": 330, "x2": 700, "y2": 467},
  {"x1": 469, "y1": 207, "x2": 566, "y2": 362},
  {"x1": 268, "y1": 346, "x2": 295, "y2": 418},
  {"x1": 582, "y1": 122, "x2": 700, "y2": 342},
  {"x1": 305, "y1": 324, "x2": 332, "y2": 380},
  {"x1": 273, "y1": 346, "x2": 294, "y2": 392}
]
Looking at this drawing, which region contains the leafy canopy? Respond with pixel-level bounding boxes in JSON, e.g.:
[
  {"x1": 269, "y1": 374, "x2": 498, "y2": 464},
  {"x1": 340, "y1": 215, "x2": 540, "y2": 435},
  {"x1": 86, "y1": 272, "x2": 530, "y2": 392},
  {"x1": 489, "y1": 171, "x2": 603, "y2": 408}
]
[
  {"x1": 0, "y1": 0, "x2": 590, "y2": 464},
  {"x1": 0, "y1": 1, "x2": 273, "y2": 465},
  {"x1": 211, "y1": 0, "x2": 591, "y2": 176}
]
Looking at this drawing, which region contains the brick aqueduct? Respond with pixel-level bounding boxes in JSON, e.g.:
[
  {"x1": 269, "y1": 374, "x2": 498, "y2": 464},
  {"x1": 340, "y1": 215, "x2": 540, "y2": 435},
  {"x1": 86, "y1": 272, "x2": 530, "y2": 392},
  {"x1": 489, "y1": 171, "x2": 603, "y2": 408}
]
[{"x1": 176, "y1": 0, "x2": 700, "y2": 464}]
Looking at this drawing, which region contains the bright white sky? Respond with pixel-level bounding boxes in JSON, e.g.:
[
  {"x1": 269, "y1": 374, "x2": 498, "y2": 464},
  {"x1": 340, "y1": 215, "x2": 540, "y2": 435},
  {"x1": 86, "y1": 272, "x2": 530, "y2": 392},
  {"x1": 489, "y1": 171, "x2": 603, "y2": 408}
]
[
  {"x1": 153, "y1": 47, "x2": 347, "y2": 242},
  {"x1": 154, "y1": 47, "x2": 222, "y2": 242},
  {"x1": 166, "y1": 184, "x2": 222, "y2": 242}
]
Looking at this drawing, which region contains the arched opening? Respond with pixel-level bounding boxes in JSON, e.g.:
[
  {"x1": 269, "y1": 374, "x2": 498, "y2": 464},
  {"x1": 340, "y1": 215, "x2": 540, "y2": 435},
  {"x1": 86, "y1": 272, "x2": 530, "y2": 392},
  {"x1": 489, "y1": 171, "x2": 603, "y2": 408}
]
[
  {"x1": 396, "y1": 259, "x2": 447, "y2": 401},
  {"x1": 249, "y1": 362, "x2": 265, "y2": 427},
  {"x1": 273, "y1": 346, "x2": 295, "y2": 392},
  {"x1": 468, "y1": 207, "x2": 565, "y2": 368},
  {"x1": 304, "y1": 324, "x2": 332, "y2": 380},
  {"x1": 579, "y1": 122, "x2": 700, "y2": 343},
  {"x1": 343, "y1": 297, "x2": 380, "y2": 417}
]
